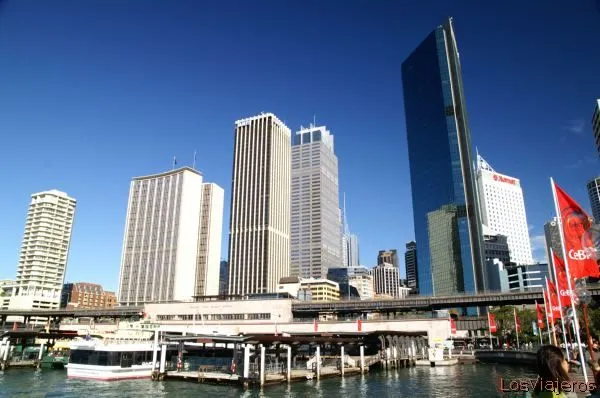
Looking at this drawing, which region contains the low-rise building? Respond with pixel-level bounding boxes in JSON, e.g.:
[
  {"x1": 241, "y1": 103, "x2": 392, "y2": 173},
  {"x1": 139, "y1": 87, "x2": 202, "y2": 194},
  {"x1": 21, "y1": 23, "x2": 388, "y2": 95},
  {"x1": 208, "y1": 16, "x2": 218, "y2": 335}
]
[
  {"x1": 277, "y1": 277, "x2": 339, "y2": 301},
  {"x1": 60, "y1": 282, "x2": 117, "y2": 309}
]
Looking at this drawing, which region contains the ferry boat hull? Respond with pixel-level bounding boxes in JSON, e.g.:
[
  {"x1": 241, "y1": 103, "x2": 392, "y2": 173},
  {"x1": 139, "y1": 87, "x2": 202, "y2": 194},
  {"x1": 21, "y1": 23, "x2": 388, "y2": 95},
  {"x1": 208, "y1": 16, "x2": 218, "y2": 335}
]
[{"x1": 66, "y1": 364, "x2": 154, "y2": 381}]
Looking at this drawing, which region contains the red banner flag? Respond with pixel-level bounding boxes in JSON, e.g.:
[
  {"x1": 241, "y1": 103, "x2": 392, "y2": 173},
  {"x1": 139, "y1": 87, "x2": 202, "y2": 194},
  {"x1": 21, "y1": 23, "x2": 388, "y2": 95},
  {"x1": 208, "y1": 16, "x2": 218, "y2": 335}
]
[
  {"x1": 313, "y1": 319, "x2": 318, "y2": 332},
  {"x1": 514, "y1": 308, "x2": 521, "y2": 333},
  {"x1": 544, "y1": 289, "x2": 554, "y2": 323},
  {"x1": 536, "y1": 301, "x2": 545, "y2": 329},
  {"x1": 553, "y1": 252, "x2": 574, "y2": 307},
  {"x1": 450, "y1": 318, "x2": 456, "y2": 334},
  {"x1": 554, "y1": 182, "x2": 600, "y2": 278},
  {"x1": 357, "y1": 319, "x2": 362, "y2": 332},
  {"x1": 489, "y1": 313, "x2": 497, "y2": 333},
  {"x1": 547, "y1": 280, "x2": 563, "y2": 320}
]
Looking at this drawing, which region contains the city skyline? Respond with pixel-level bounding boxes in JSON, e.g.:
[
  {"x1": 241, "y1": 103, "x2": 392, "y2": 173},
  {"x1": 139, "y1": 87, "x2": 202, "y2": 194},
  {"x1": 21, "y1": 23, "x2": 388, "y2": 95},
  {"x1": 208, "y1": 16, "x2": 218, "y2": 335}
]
[{"x1": 1, "y1": 1, "x2": 599, "y2": 291}]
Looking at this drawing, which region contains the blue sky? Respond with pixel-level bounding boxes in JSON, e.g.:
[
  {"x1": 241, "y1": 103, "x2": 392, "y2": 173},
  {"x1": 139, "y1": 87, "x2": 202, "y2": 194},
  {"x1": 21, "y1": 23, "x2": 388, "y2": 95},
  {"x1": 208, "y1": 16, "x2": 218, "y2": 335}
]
[{"x1": 0, "y1": 1, "x2": 598, "y2": 291}]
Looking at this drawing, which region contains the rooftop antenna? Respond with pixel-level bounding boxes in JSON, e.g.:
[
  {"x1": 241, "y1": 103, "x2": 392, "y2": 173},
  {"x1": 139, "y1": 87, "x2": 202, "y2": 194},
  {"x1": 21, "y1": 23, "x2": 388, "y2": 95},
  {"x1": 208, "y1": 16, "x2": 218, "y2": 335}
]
[
  {"x1": 172, "y1": 156, "x2": 177, "y2": 170},
  {"x1": 313, "y1": 114, "x2": 316, "y2": 128}
]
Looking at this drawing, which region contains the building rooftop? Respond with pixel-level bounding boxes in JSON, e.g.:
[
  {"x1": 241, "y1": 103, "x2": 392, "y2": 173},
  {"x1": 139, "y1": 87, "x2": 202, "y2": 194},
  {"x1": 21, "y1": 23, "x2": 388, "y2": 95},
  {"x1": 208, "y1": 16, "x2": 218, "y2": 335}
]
[{"x1": 132, "y1": 166, "x2": 202, "y2": 181}]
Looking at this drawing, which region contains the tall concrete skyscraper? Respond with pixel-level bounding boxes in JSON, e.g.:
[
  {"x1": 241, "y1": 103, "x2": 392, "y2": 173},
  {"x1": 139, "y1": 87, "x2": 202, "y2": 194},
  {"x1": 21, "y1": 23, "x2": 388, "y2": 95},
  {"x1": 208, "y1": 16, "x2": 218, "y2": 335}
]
[
  {"x1": 476, "y1": 153, "x2": 534, "y2": 265},
  {"x1": 402, "y1": 17, "x2": 485, "y2": 296},
  {"x1": 9, "y1": 190, "x2": 76, "y2": 310},
  {"x1": 195, "y1": 183, "x2": 224, "y2": 297},
  {"x1": 405, "y1": 241, "x2": 419, "y2": 294},
  {"x1": 290, "y1": 124, "x2": 341, "y2": 279},
  {"x1": 118, "y1": 167, "x2": 224, "y2": 305},
  {"x1": 587, "y1": 177, "x2": 600, "y2": 222},
  {"x1": 228, "y1": 113, "x2": 291, "y2": 295}
]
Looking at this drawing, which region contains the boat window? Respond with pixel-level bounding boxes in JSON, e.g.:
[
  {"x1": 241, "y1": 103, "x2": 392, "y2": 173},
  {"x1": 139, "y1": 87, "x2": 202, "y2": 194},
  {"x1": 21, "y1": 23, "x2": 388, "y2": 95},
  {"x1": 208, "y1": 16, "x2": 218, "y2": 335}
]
[
  {"x1": 121, "y1": 352, "x2": 133, "y2": 368},
  {"x1": 134, "y1": 352, "x2": 144, "y2": 365},
  {"x1": 70, "y1": 350, "x2": 93, "y2": 364}
]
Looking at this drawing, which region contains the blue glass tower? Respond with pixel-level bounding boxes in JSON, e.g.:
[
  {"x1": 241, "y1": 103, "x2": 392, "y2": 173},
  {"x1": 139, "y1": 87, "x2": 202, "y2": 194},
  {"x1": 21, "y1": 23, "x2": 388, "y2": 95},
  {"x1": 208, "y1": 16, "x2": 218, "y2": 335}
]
[{"x1": 401, "y1": 18, "x2": 485, "y2": 297}]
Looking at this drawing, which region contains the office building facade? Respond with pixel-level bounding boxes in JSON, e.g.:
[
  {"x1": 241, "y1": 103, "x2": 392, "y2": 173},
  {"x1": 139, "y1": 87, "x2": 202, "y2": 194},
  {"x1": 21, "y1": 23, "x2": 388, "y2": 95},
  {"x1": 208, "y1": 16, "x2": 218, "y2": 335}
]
[
  {"x1": 9, "y1": 190, "x2": 76, "y2": 311},
  {"x1": 60, "y1": 282, "x2": 116, "y2": 309},
  {"x1": 228, "y1": 113, "x2": 291, "y2": 295},
  {"x1": 371, "y1": 262, "x2": 403, "y2": 298},
  {"x1": 483, "y1": 226, "x2": 511, "y2": 266},
  {"x1": 377, "y1": 249, "x2": 399, "y2": 268},
  {"x1": 195, "y1": 183, "x2": 224, "y2": 297},
  {"x1": 405, "y1": 241, "x2": 419, "y2": 294},
  {"x1": 218, "y1": 260, "x2": 229, "y2": 296},
  {"x1": 476, "y1": 153, "x2": 533, "y2": 265},
  {"x1": 290, "y1": 124, "x2": 342, "y2": 279},
  {"x1": 587, "y1": 177, "x2": 600, "y2": 222},
  {"x1": 118, "y1": 167, "x2": 223, "y2": 305},
  {"x1": 402, "y1": 17, "x2": 485, "y2": 296}
]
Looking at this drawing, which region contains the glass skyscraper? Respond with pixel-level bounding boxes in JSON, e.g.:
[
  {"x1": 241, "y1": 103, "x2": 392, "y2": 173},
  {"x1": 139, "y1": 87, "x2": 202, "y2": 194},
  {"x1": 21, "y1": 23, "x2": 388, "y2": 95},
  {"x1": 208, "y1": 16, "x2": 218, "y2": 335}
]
[{"x1": 401, "y1": 17, "x2": 485, "y2": 297}]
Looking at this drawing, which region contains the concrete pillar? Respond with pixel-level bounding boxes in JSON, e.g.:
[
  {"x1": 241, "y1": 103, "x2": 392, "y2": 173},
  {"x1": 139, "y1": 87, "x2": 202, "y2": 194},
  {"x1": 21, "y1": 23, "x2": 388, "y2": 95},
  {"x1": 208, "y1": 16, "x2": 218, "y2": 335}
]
[
  {"x1": 316, "y1": 346, "x2": 321, "y2": 380},
  {"x1": 360, "y1": 345, "x2": 365, "y2": 373},
  {"x1": 260, "y1": 345, "x2": 266, "y2": 386},
  {"x1": 152, "y1": 331, "x2": 159, "y2": 372},
  {"x1": 287, "y1": 345, "x2": 291, "y2": 383},
  {"x1": 159, "y1": 345, "x2": 167, "y2": 374},
  {"x1": 3, "y1": 343, "x2": 10, "y2": 361},
  {"x1": 38, "y1": 342, "x2": 45, "y2": 361},
  {"x1": 340, "y1": 345, "x2": 345, "y2": 376},
  {"x1": 243, "y1": 345, "x2": 250, "y2": 379}
]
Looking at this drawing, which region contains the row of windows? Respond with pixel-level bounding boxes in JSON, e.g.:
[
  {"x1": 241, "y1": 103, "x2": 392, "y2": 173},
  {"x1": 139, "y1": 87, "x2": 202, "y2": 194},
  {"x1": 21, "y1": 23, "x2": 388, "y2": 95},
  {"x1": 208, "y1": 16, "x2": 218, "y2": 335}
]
[{"x1": 156, "y1": 312, "x2": 271, "y2": 321}]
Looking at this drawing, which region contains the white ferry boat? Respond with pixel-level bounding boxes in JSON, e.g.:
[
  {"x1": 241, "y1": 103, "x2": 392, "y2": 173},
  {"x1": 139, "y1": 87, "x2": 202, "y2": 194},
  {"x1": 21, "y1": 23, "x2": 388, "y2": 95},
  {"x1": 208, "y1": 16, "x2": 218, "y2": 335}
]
[{"x1": 67, "y1": 328, "x2": 174, "y2": 381}]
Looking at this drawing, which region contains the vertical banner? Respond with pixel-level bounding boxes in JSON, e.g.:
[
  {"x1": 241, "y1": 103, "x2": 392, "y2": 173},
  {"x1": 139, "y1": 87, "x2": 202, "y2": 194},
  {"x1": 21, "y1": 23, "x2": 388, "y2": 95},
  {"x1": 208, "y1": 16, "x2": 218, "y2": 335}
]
[
  {"x1": 450, "y1": 318, "x2": 457, "y2": 334},
  {"x1": 554, "y1": 183, "x2": 600, "y2": 278},
  {"x1": 536, "y1": 301, "x2": 545, "y2": 329},
  {"x1": 489, "y1": 313, "x2": 497, "y2": 333}
]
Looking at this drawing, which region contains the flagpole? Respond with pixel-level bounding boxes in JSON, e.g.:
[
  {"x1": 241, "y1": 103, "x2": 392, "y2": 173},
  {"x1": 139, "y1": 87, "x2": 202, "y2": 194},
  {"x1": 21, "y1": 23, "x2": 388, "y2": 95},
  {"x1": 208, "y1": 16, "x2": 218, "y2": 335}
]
[
  {"x1": 542, "y1": 282, "x2": 552, "y2": 345},
  {"x1": 514, "y1": 308, "x2": 520, "y2": 349},
  {"x1": 550, "y1": 248, "x2": 570, "y2": 360},
  {"x1": 551, "y1": 177, "x2": 589, "y2": 383},
  {"x1": 546, "y1": 277, "x2": 558, "y2": 346}
]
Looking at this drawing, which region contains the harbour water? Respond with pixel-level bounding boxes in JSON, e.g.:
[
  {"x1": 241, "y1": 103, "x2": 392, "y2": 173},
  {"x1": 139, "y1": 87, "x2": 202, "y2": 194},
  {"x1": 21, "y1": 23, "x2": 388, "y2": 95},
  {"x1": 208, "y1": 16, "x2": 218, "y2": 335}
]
[{"x1": 0, "y1": 364, "x2": 536, "y2": 397}]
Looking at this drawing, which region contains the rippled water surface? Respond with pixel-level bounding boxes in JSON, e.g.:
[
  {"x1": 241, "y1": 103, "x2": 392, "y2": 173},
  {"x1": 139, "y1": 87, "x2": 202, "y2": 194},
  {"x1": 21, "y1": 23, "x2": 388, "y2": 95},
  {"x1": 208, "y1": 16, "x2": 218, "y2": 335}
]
[{"x1": 0, "y1": 364, "x2": 537, "y2": 397}]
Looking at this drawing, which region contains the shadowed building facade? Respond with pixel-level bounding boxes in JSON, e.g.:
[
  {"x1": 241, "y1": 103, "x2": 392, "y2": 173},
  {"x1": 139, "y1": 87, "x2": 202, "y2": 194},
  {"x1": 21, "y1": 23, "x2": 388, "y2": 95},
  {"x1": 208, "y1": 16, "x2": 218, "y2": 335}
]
[{"x1": 401, "y1": 17, "x2": 485, "y2": 298}]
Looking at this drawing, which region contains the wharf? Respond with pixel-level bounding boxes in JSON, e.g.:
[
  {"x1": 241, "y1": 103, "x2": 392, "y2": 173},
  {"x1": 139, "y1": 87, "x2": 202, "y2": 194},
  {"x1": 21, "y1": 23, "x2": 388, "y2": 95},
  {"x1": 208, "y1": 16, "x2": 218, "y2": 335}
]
[{"x1": 152, "y1": 330, "x2": 428, "y2": 388}]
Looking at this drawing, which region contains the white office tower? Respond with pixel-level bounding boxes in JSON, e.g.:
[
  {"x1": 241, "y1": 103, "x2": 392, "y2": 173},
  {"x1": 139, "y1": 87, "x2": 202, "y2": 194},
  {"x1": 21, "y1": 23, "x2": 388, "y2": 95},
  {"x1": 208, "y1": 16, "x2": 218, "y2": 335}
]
[
  {"x1": 476, "y1": 153, "x2": 534, "y2": 265},
  {"x1": 291, "y1": 124, "x2": 342, "y2": 279},
  {"x1": 228, "y1": 113, "x2": 291, "y2": 295},
  {"x1": 118, "y1": 167, "x2": 224, "y2": 305},
  {"x1": 349, "y1": 234, "x2": 360, "y2": 267},
  {"x1": 195, "y1": 183, "x2": 224, "y2": 296},
  {"x1": 10, "y1": 190, "x2": 76, "y2": 310},
  {"x1": 371, "y1": 262, "x2": 404, "y2": 298}
]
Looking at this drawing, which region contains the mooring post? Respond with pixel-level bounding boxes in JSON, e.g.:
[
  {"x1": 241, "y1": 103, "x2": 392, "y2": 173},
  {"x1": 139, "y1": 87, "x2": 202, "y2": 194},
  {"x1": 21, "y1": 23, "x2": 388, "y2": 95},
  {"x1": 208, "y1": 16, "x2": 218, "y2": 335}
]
[
  {"x1": 316, "y1": 345, "x2": 321, "y2": 380},
  {"x1": 340, "y1": 345, "x2": 345, "y2": 376},
  {"x1": 159, "y1": 344, "x2": 167, "y2": 374},
  {"x1": 152, "y1": 331, "x2": 159, "y2": 373},
  {"x1": 287, "y1": 345, "x2": 292, "y2": 383},
  {"x1": 243, "y1": 344, "x2": 250, "y2": 379},
  {"x1": 360, "y1": 345, "x2": 365, "y2": 373},
  {"x1": 260, "y1": 345, "x2": 266, "y2": 386},
  {"x1": 37, "y1": 342, "x2": 45, "y2": 368}
]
